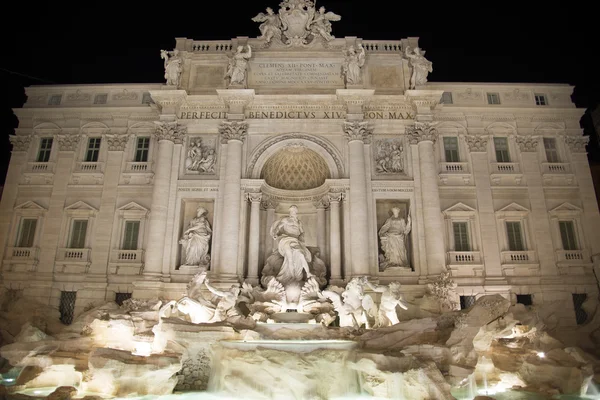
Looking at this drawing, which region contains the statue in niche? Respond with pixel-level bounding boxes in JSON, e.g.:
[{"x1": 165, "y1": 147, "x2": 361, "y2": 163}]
[
  {"x1": 179, "y1": 206, "x2": 212, "y2": 267},
  {"x1": 342, "y1": 44, "x2": 365, "y2": 86},
  {"x1": 375, "y1": 140, "x2": 404, "y2": 174},
  {"x1": 225, "y1": 45, "x2": 252, "y2": 87},
  {"x1": 363, "y1": 281, "x2": 408, "y2": 327},
  {"x1": 160, "y1": 49, "x2": 182, "y2": 87},
  {"x1": 185, "y1": 138, "x2": 216, "y2": 173},
  {"x1": 307, "y1": 6, "x2": 341, "y2": 42},
  {"x1": 252, "y1": 7, "x2": 282, "y2": 44},
  {"x1": 379, "y1": 206, "x2": 412, "y2": 270},
  {"x1": 261, "y1": 205, "x2": 329, "y2": 309},
  {"x1": 270, "y1": 205, "x2": 314, "y2": 285},
  {"x1": 404, "y1": 46, "x2": 433, "y2": 89}
]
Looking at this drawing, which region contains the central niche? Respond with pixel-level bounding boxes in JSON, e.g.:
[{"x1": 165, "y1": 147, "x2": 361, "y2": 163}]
[{"x1": 260, "y1": 144, "x2": 330, "y2": 190}]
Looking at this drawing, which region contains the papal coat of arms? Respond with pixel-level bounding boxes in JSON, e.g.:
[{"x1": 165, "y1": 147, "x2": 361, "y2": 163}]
[{"x1": 252, "y1": 0, "x2": 341, "y2": 47}]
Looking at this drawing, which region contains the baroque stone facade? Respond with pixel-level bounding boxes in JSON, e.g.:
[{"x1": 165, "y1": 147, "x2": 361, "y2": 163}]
[{"x1": 0, "y1": 11, "x2": 598, "y2": 329}]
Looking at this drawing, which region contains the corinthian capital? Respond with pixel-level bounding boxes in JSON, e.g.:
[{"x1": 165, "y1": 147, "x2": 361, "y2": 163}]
[
  {"x1": 564, "y1": 136, "x2": 588, "y2": 153},
  {"x1": 105, "y1": 134, "x2": 129, "y2": 151},
  {"x1": 343, "y1": 120, "x2": 373, "y2": 143},
  {"x1": 56, "y1": 134, "x2": 81, "y2": 152},
  {"x1": 463, "y1": 135, "x2": 489, "y2": 153},
  {"x1": 9, "y1": 135, "x2": 32, "y2": 152},
  {"x1": 515, "y1": 136, "x2": 539, "y2": 152},
  {"x1": 406, "y1": 122, "x2": 438, "y2": 144},
  {"x1": 246, "y1": 192, "x2": 263, "y2": 203},
  {"x1": 154, "y1": 121, "x2": 187, "y2": 144},
  {"x1": 219, "y1": 120, "x2": 248, "y2": 143}
]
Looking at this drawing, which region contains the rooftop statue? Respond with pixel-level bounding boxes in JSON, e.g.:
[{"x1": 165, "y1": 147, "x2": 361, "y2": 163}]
[
  {"x1": 225, "y1": 45, "x2": 252, "y2": 87},
  {"x1": 404, "y1": 46, "x2": 433, "y2": 89},
  {"x1": 160, "y1": 49, "x2": 182, "y2": 87}
]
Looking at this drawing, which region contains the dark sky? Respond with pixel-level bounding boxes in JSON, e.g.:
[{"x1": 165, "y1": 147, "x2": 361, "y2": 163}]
[{"x1": 1, "y1": 1, "x2": 599, "y2": 184}]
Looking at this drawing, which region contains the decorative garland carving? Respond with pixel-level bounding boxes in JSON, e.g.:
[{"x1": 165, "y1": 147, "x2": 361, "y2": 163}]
[
  {"x1": 463, "y1": 135, "x2": 489, "y2": 152},
  {"x1": 218, "y1": 120, "x2": 248, "y2": 143},
  {"x1": 56, "y1": 134, "x2": 81, "y2": 152},
  {"x1": 105, "y1": 134, "x2": 129, "y2": 151},
  {"x1": 9, "y1": 135, "x2": 32, "y2": 152},
  {"x1": 406, "y1": 122, "x2": 438, "y2": 144},
  {"x1": 343, "y1": 120, "x2": 373, "y2": 143},
  {"x1": 515, "y1": 136, "x2": 539, "y2": 152},
  {"x1": 154, "y1": 121, "x2": 187, "y2": 144}
]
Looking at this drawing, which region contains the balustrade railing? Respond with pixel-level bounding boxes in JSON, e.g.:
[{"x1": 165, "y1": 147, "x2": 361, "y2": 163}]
[
  {"x1": 439, "y1": 162, "x2": 469, "y2": 174},
  {"x1": 125, "y1": 162, "x2": 151, "y2": 173},
  {"x1": 541, "y1": 163, "x2": 571, "y2": 174},
  {"x1": 111, "y1": 249, "x2": 144, "y2": 263},
  {"x1": 447, "y1": 251, "x2": 482, "y2": 264},
  {"x1": 9, "y1": 247, "x2": 38, "y2": 260},
  {"x1": 556, "y1": 249, "x2": 589, "y2": 263},
  {"x1": 491, "y1": 162, "x2": 521, "y2": 174},
  {"x1": 57, "y1": 248, "x2": 90, "y2": 262},
  {"x1": 75, "y1": 162, "x2": 104, "y2": 173},
  {"x1": 191, "y1": 41, "x2": 233, "y2": 52},
  {"x1": 26, "y1": 162, "x2": 55, "y2": 173},
  {"x1": 501, "y1": 250, "x2": 537, "y2": 264},
  {"x1": 362, "y1": 40, "x2": 403, "y2": 52}
]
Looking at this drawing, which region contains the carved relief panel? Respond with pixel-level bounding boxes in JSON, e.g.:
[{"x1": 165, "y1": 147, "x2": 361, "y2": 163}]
[{"x1": 184, "y1": 136, "x2": 218, "y2": 176}]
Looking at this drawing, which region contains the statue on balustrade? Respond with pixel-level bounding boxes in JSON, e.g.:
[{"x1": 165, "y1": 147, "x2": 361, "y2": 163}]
[
  {"x1": 261, "y1": 205, "x2": 328, "y2": 308},
  {"x1": 179, "y1": 206, "x2": 212, "y2": 267},
  {"x1": 379, "y1": 206, "x2": 412, "y2": 270},
  {"x1": 404, "y1": 46, "x2": 432, "y2": 89},
  {"x1": 225, "y1": 45, "x2": 252, "y2": 87},
  {"x1": 342, "y1": 44, "x2": 365, "y2": 86},
  {"x1": 160, "y1": 49, "x2": 182, "y2": 87}
]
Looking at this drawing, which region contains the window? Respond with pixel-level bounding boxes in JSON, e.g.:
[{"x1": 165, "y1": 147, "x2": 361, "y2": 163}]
[
  {"x1": 16, "y1": 219, "x2": 37, "y2": 248},
  {"x1": 85, "y1": 137, "x2": 101, "y2": 162},
  {"x1": 559, "y1": 221, "x2": 578, "y2": 250},
  {"x1": 535, "y1": 94, "x2": 548, "y2": 106},
  {"x1": 516, "y1": 294, "x2": 532, "y2": 306},
  {"x1": 572, "y1": 294, "x2": 588, "y2": 325},
  {"x1": 506, "y1": 221, "x2": 525, "y2": 251},
  {"x1": 494, "y1": 137, "x2": 511, "y2": 162},
  {"x1": 122, "y1": 221, "x2": 140, "y2": 250},
  {"x1": 441, "y1": 92, "x2": 453, "y2": 104},
  {"x1": 142, "y1": 92, "x2": 154, "y2": 104},
  {"x1": 37, "y1": 138, "x2": 53, "y2": 162},
  {"x1": 487, "y1": 92, "x2": 501, "y2": 105},
  {"x1": 460, "y1": 295, "x2": 476, "y2": 310},
  {"x1": 69, "y1": 220, "x2": 88, "y2": 248},
  {"x1": 453, "y1": 222, "x2": 470, "y2": 251},
  {"x1": 94, "y1": 94, "x2": 108, "y2": 104},
  {"x1": 134, "y1": 137, "x2": 150, "y2": 162},
  {"x1": 543, "y1": 138, "x2": 559, "y2": 163},
  {"x1": 48, "y1": 94, "x2": 62, "y2": 105},
  {"x1": 443, "y1": 137, "x2": 460, "y2": 162},
  {"x1": 59, "y1": 291, "x2": 77, "y2": 325},
  {"x1": 115, "y1": 292, "x2": 132, "y2": 306}
]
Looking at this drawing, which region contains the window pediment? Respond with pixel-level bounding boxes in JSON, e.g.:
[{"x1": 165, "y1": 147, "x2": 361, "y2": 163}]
[
  {"x1": 117, "y1": 202, "x2": 149, "y2": 218},
  {"x1": 549, "y1": 202, "x2": 582, "y2": 217},
  {"x1": 497, "y1": 202, "x2": 529, "y2": 217},
  {"x1": 443, "y1": 202, "x2": 476, "y2": 216},
  {"x1": 64, "y1": 201, "x2": 98, "y2": 216}
]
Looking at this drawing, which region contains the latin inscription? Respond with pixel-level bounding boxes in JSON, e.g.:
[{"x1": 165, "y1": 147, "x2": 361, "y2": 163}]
[
  {"x1": 249, "y1": 62, "x2": 343, "y2": 87},
  {"x1": 178, "y1": 110, "x2": 412, "y2": 120}
]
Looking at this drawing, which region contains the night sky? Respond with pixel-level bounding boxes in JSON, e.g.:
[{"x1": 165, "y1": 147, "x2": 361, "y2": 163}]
[{"x1": 1, "y1": 1, "x2": 599, "y2": 185}]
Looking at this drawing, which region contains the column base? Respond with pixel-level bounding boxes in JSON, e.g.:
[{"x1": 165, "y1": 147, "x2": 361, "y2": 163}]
[{"x1": 208, "y1": 272, "x2": 240, "y2": 287}]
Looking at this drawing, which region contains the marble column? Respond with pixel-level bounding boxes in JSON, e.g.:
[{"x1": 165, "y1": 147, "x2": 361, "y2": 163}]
[
  {"x1": 214, "y1": 120, "x2": 247, "y2": 281},
  {"x1": 464, "y1": 135, "x2": 504, "y2": 281},
  {"x1": 143, "y1": 122, "x2": 186, "y2": 279},
  {"x1": 314, "y1": 196, "x2": 329, "y2": 262},
  {"x1": 262, "y1": 197, "x2": 278, "y2": 261},
  {"x1": 516, "y1": 136, "x2": 559, "y2": 277},
  {"x1": 566, "y1": 136, "x2": 600, "y2": 257},
  {"x1": 343, "y1": 121, "x2": 372, "y2": 277},
  {"x1": 0, "y1": 136, "x2": 32, "y2": 265},
  {"x1": 246, "y1": 192, "x2": 262, "y2": 285},
  {"x1": 328, "y1": 192, "x2": 343, "y2": 284},
  {"x1": 407, "y1": 122, "x2": 445, "y2": 276}
]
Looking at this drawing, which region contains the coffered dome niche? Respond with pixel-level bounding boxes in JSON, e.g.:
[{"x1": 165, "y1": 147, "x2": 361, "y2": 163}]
[{"x1": 260, "y1": 144, "x2": 330, "y2": 191}]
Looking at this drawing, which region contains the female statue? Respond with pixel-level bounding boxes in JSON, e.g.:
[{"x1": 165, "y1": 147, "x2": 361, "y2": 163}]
[
  {"x1": 179, "y1": 206, "x2": 212, "y2": 266},
  {"x1": 404, "y1": 46, "x2": 433, "y2": 89},
  {"x1": 342, "y1": 44, "x2": 365, "y2": 85},
  {"x1": 379, "y1": 206, "x2": 412, "y2": 269},
  {"x1": 160, "y1": 49, "x2": 182, "y2": 87},
  {"x1": 225, "y1": 45, "x2": 252, "y2": 87}
]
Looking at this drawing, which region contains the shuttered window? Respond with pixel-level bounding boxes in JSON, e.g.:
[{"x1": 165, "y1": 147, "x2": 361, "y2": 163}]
[
  {"x1": 37, "y1": 138, "x2": 53, "y2": 162},
  {"x1": 135, "y1": 137, "x2": 150, "y2": 162},
  {"x1": 69, "y1": 220, "x2": 88, "y2": 248},
  {"x1": 559, "y1": 221, "x2": 578, "y2": 250},
  {"x1": 494, "y1": 137, "x2": 510, "y2": 162},
  {"x1": 453, "y1": 222, "x2": 470, "y2": 251},
  {"x1": 122, "y1": 221, "x2": 140, "y2": 250},
  {"x1": 543, "y1": 138, "x2": 559, "y2": 163},
  {"x1": 506, "y1": 221, "x2": 524, "y2": 251},
  {"x1": 85, "y1": 138, "x2": 101, "y2": 162},
  {"x1": 443, "y1": 137, "x2": 459, "y2": 162},
  {"x1": 16, "y1": 219, "x2": 37, "y2": 248}
]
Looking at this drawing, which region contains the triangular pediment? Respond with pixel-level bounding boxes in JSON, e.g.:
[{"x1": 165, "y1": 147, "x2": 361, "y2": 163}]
[
  {"x1": 14, "y1": 201, "x2": 46, "y2": 211},
  {"x1": 118, "y1": 202, "x2": 149, "y2": 213},
  {"x1": 443, "y1": 202, "x2": 476, "y2": 214},
  {"x1": 64, "y1": 201, "x2": 98, "y2": 212},
  {"x1": 498, "y1": 202, "x2": 529, "y2": 213},
  {"x1": 550, "y1": 202, "x2": 582, "y2": 214}
]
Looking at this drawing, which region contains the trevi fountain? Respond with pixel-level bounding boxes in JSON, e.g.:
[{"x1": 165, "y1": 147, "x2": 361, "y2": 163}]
[{"x1": 1, "y1": 0, "x2": 600, "y2": 399}]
